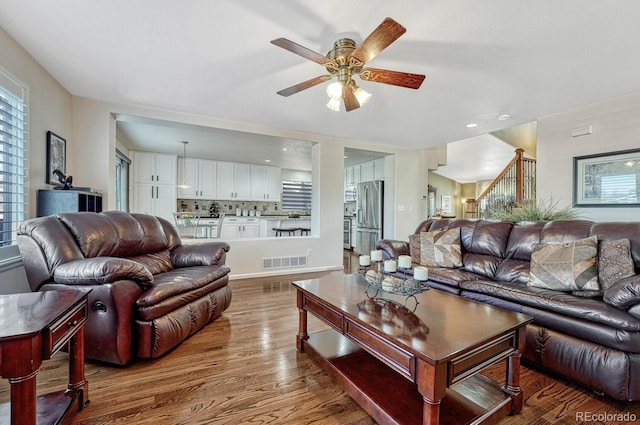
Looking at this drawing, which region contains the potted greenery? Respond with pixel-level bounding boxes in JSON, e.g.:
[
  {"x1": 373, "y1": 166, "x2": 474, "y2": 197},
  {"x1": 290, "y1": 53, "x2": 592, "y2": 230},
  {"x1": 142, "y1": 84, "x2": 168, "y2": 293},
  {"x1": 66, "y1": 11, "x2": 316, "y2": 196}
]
[{"x1": 491, "y1": 198, "x2": 579, "y2": 222}]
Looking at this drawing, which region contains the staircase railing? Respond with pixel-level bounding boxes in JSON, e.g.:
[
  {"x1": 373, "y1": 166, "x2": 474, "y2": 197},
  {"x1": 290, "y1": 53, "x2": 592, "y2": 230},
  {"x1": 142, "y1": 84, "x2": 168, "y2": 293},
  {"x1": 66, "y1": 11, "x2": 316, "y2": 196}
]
[{"x1": 465, "y1": 148, "x2": 536, "y2": 219}]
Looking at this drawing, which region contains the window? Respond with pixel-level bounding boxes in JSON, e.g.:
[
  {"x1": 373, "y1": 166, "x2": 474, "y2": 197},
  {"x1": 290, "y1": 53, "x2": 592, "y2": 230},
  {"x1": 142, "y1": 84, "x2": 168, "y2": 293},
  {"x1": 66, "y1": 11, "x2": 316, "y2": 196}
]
[
  {"x1": 0, "y1": 69, "x2": 28, "y2": 247},
  {"x1": 281, "y1": 180, "x2": 312, "y2": 211},
  {"x1": 115, "y1": 149, "x2": 130, "y2": 211}
]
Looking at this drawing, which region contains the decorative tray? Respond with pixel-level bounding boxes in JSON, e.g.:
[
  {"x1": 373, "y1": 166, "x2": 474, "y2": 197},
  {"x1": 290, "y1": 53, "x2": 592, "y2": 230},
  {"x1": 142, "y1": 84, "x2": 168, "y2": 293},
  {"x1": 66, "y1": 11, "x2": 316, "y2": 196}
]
[{"x1": 360, "y1": 270, "x2": 430, "y2": 298}]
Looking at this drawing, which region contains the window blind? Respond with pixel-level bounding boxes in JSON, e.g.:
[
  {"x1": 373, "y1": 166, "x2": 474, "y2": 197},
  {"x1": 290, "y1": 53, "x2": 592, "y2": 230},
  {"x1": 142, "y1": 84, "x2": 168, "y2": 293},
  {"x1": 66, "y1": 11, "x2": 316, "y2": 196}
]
[
  {"x1": 0, "y1": 70, "x2": 28, "y2": 247},
  {"x1": 281, "y1": 180, "x2": 312, "y2": 211}
]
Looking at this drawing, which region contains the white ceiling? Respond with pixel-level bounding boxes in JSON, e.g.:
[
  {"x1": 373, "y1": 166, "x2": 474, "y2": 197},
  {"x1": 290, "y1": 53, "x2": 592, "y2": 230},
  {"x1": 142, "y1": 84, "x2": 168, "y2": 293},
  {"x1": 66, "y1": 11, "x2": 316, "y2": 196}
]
[
  {"x1": 433, "y1": 134, "x2": 521, "y2": 183},
  {"x1": 3, "y1": 1, "x2": 640, "y2": 178}
]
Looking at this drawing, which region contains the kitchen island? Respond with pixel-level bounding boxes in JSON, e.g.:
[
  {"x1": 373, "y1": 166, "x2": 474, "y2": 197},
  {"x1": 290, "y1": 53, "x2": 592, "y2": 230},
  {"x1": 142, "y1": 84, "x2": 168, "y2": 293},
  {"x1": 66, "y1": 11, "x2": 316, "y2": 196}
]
[{"x1": 177, "y1": 214, "x2": 311, "y2": 239}]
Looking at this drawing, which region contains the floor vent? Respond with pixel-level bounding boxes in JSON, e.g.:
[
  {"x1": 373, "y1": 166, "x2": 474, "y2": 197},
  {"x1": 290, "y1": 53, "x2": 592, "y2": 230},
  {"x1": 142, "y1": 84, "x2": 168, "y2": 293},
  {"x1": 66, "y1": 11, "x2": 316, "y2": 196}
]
[{"x1": 262, "y1": 255, "x2": 308, "y2": 270}]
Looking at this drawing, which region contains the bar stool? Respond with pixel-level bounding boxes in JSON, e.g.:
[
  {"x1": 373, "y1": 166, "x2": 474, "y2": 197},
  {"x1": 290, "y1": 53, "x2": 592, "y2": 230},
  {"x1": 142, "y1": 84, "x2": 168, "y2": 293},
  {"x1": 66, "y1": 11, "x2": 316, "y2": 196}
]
[
  {"x1": 273, "y1": 227, "x2": 298, "y2": 237},
  {"x1": 298, "y1": 227, "x2": 310, "y2": 236}
]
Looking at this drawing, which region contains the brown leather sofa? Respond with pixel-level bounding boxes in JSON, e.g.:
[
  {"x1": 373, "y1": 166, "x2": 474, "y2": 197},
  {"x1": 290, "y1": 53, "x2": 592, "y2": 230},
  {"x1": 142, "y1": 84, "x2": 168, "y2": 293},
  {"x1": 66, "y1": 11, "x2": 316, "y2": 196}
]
[
  {"x1": 377, "y1": 218, "x2": 640, "y2": 401},
  {"x1": 17, "y1": 211, "x2": 232, "y2": 365}
]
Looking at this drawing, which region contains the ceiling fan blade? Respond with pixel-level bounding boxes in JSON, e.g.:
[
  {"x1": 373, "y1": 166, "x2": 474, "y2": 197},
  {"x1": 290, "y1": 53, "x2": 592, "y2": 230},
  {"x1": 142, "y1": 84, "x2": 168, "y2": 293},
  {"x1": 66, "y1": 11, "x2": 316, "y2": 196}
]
[
  {"x1": 276, "y1": 75, "x2": 333, "y2": 97},
  {"x1": 271, "y1": 38, "x2": 331, "y2": 65},
  {"x1": 342, "y1": 85, "x2": 360, "y2": 112},
  {"x1": 350, "y1": 17, "x2": 406, "y2": 65},
  {"x1": 359, "y1": 67, "x2": 425, "y2": 89}
]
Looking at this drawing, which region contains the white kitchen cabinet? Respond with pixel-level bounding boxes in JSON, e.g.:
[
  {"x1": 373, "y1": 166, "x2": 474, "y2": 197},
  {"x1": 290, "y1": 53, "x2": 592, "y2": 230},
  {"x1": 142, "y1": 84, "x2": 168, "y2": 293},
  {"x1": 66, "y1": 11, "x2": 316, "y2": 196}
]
[
  {"x1": 216, "y1": 162, "x2": 252, "y2": 200},
  {"x1": 360, "y1": 161, "x2": 375, "y2": 182},
  {"x1": 345, "y1": 166, "x2": 354, "y2": 186},
  {"x1": 177, "y1": 158, "x2": 216, "y2": 199},
  {"x1": 133, "y1": 152, "x2": 176, "y2": 185},
  {"x1": 221, "y1": 217, "x2": 260, "y2": 239},
  {"x1": 132, "y1": 182, "x2": 176, "y2": 223},
  {"x1": 131, "y1": 152, "x2": 177, "y2": 222},
  {"x1": 374, "y1": 157, "x2": 385, "y2": 180},
  {"x1": 251, "y1": 165, "x2": 281, "y2": 201}
]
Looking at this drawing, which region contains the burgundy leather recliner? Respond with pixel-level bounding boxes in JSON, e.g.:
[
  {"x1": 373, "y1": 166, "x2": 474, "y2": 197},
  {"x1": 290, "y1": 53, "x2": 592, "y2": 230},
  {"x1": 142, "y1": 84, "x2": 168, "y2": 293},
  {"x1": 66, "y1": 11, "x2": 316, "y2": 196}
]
[{"x1": 17, "y1": 211, "x2": 232, "y2": 365}]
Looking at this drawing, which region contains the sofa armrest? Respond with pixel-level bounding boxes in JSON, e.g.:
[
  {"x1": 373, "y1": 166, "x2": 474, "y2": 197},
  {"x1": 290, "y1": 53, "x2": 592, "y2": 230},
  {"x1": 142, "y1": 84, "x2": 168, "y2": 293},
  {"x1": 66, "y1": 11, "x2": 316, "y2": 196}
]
[
  {"x1": 603, "y1": 274, "x2": 640, "y2": 309},
  {"x1": 376, "y1": 239, "x2": 409, "y2": 259},
  {"x1": 171, "y1": 242, "x2": 230, "y2": 267},
  {"x1": 53, "y1": 257, "x2": 154, "y2": 288}
]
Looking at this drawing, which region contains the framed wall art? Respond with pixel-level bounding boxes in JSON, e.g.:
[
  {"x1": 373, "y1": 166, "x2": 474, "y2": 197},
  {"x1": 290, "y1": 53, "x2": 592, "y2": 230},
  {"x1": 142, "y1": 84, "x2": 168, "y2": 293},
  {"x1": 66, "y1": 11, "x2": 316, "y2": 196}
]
[
  {"x1": 46, "y1": 131, "x2": 66, "y2": 185},
  {"x1": 441, "y1": 195, "x2": 452, "y2": 213},
  {"x1": 573, "y1": 148, "x2": 640, "y2": 207}
]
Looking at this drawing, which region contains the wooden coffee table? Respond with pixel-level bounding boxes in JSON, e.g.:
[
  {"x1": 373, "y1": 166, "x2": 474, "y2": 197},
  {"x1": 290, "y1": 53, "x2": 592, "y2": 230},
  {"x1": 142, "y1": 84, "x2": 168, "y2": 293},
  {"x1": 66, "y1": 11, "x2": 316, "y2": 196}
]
[{"x1": 293, "y1": 273, "x2": 533, "y2": 425}]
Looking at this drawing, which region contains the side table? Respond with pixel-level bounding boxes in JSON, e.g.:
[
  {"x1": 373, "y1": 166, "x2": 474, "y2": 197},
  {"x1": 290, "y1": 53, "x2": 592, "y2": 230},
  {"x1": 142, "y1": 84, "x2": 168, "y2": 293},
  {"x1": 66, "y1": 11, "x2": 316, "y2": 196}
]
[{"x1": 0, "y1": 289, "x2": 90, "y2": 425}]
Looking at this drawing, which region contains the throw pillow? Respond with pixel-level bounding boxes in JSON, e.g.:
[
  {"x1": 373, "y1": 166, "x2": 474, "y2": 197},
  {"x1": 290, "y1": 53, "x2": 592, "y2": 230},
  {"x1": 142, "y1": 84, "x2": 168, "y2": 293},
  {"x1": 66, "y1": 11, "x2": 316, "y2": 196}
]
[
  {"x1": 419, "y1": 227, "x2": 462, "y2": 268},
  {"x1": 409, "y1": 233, "x2": 421, "y2": 264},
  {"x1": 528, "y1": 236, "x2": 599, "y2": 292},
  {"x1": 598, "y1": 238, "x2": 635, "y2": 289}
]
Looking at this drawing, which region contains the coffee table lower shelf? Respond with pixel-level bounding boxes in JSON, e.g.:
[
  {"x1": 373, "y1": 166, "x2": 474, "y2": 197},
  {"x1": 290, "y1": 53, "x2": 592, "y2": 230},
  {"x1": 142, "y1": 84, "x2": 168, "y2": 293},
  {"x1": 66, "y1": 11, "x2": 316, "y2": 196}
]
[{"x1": 304, "y1": 330, "x2": 513, "y2": 425}]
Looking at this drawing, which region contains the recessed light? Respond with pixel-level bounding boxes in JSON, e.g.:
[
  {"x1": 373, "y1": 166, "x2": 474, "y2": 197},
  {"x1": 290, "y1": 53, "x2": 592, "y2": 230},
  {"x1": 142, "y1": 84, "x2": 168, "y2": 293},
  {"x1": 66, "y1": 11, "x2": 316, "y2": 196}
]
[
  {"x1": 264, "y1": 159, "x2": 271, "y2": 163},
  {"x1": 498, "y1": 114, "x2": 511, "y2": 120},
  {"x1": 466, "y1": 122, "x2": 478, "y2": 128},
  {"x1": 282, "y1": 148, "x2": 289, "y2": 151}
]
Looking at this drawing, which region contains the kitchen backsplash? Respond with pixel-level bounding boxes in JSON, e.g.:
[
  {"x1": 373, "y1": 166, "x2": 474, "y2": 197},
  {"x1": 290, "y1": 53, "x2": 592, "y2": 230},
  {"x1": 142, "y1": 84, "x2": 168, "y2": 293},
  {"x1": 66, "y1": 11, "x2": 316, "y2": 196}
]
[{"x1": 177, "y1": 199, "x2": 309, "y2": 216}]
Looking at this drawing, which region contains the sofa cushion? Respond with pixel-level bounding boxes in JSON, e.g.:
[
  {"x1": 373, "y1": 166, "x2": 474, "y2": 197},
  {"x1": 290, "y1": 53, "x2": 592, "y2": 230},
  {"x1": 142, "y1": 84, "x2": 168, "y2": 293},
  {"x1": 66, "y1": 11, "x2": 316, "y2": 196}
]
[
  {"x1": 420, "y1": 228, "x2": 462, "y2": 268},
  {"x1": 128, "y1": 250, "x2": 174, "y2": 275},
  {"x1": 136, "y1": 265, "x2": 231, "y2": 308},
  {"x1": 136, "y1": 265, "x2": 231, "y2": 321},
  {"x1": 426, "y1": 267, "x2": 484, "y2": 288},
  {"x1": 599, "y1": 238, "x2": 635, "y2": 289},
  {"x1": 468, "y1": 220, "x2": 513, "y2": 258},
  {"x1": 409, "y1": 233, "x2": 421, "y2": 264},
  {"x1": 53, "y1": 257, "x2": 154, "y2": 287},
  {"x1": 58, "y1": 212, "x2": 120, "y2": 258},
  {"x1": 603, "y1": 275, "x2": 640, "y2": 309},
  {"x1": 527, "y1": 236, "x2": 599, "y2": 292},
  {"x1": 461, "y1": 279, "x2": 640, "y2": 332}
]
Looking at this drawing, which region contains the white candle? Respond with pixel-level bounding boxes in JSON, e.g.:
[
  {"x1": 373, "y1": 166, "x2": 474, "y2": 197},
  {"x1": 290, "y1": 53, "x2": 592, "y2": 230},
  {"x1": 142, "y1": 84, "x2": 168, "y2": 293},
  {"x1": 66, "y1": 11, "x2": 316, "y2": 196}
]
[
  {"x1": 384, "y1": 260, "x2": 397, "y2": 273},
  {"x1": 359, "y1": 255, "x2": 371, "y2": 266},
  {"x1": 398, "y1": 255, "x2": 412, "y2": 269},
  {"x1": 370, "y1": 250, "x2": 383, "y2": 262},
  {"x1": 414, "y1": 266, "x2": 429, "y2": 281}
]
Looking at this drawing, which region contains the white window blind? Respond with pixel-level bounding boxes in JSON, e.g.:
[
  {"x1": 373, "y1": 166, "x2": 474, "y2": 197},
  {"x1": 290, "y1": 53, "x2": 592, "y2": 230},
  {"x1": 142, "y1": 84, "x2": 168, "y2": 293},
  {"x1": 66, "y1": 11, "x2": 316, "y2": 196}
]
[
  {"x1": 0, "y1": 69, "x2": 28, "y2": 247},
  {"x1": 281, "y1": 180, "x2": 312, "y2": 211}
]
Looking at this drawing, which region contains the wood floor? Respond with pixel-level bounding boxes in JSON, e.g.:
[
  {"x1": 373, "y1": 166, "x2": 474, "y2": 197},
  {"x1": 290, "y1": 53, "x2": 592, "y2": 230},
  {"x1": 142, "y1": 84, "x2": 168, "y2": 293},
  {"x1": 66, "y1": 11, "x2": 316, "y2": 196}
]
[{"x1": 1, "y1": 254, "x2": 638, "y2": 424}]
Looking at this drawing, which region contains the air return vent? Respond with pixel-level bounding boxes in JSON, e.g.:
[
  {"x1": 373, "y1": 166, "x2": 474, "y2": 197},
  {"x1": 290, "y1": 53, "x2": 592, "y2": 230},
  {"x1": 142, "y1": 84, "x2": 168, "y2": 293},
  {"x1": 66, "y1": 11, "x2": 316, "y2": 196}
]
[{"x1": 262, "y1": 255, "x2": 308, "y2": 270}]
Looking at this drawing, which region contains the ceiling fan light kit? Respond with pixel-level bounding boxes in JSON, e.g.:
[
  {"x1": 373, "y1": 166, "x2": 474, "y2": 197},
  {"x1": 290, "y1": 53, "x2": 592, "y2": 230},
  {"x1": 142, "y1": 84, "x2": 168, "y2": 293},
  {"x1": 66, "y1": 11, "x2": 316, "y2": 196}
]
[{"x1": 271, "y1": 17, "x2": 425, "y2": 112}]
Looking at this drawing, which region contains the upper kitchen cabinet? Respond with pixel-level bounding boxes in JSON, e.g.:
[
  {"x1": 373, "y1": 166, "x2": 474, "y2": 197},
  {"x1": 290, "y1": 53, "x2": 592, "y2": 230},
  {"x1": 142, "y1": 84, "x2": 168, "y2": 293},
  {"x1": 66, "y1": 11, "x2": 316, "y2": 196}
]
[
  {"x1": 374, "y1": 157, "x2": 385, "y2": 180},
  {"x1": 360, "y1": 161, "x2": 375, "y2": 182},
  {"x1": 131, "y1": 151, "x2": 177, "y2": 222},
  {"x1": 133, "y1": 152, "x2": 176, "y2": 185},
  {"x1": 216, "y1": 161, "x2": 251, "y2": 200},
  {"x1": 178, "y1": 158, "x2": 216, "y2": 199},
  {"x1": 251, "y1": 165, "x2": 281, "y2": 201}
]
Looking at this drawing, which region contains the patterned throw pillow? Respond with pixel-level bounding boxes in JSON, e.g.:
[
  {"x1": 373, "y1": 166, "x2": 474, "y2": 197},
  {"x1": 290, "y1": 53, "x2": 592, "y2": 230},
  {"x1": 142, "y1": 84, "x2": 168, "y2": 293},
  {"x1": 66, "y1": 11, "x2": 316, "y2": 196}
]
[
  {"x1": 598, "y1": 238, "x2": 635, "y2": 289},
  {"x1": 419, "y1": 228, "x2": 462, "y2": 268},
  {"x1": 528, "y1": 236, "x2": 599, "y2": 292},
  {"x1": 409, "y1": 234, "x2": 421, "y2": 264}
]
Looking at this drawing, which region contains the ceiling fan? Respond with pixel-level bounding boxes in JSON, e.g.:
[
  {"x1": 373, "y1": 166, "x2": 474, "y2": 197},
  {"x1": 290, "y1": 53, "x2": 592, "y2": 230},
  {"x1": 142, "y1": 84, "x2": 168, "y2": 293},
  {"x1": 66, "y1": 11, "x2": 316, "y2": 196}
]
[{"x1": 271, "y1": 17, "x2": 426, "y2": 112}]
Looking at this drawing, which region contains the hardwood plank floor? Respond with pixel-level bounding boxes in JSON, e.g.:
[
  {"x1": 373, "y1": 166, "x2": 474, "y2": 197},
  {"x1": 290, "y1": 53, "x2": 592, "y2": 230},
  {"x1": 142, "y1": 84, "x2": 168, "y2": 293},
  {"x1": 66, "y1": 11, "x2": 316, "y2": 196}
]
[{"x1": 1, "y1": 254, "x2": 638, "y2": 424}]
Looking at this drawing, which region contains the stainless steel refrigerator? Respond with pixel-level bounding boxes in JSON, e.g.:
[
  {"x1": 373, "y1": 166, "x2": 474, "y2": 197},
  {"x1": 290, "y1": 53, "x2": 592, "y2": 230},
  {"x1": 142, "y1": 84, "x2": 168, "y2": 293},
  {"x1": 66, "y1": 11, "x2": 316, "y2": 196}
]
[{"x1": 355, "y1": 180, "x2": 383, "y2": 255}]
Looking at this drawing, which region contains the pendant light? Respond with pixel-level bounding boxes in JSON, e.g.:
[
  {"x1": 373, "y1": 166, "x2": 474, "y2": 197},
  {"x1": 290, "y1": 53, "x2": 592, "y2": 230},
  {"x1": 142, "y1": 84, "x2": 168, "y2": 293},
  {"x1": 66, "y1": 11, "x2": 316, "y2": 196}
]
[{"x1": 178, "y1": 140, "x2": 191, "y2": 189}]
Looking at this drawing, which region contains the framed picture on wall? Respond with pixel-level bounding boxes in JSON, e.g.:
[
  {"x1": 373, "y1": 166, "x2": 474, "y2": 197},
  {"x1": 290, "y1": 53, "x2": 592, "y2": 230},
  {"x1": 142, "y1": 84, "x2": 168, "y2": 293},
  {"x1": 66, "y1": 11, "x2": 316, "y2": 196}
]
[
  {"x1": 441, "y1": 195, "x2": 452, "y2": 213},
  {"x1": 46, "y1": 131, "x2": 66, "y2": 185},
  {"x1": 573, "y1": 148, "x2": 640, "y2": 207}
]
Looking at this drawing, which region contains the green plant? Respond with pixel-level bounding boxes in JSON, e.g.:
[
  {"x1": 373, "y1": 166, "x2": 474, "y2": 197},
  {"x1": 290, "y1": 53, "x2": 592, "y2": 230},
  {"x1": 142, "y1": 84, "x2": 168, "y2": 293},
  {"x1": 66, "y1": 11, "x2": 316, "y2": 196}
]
[{"x1": 492, "y1": 198, "x2": 580, "y2": 221}]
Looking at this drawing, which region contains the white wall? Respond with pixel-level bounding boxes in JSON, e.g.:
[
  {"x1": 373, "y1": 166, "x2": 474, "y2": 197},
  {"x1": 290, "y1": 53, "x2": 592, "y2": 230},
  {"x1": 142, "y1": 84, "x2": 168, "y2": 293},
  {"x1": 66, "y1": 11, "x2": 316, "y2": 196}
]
[
  {"x1": 0, "y1": 27, "x2": 74, "y2": 293},
  {"x1": 0, "y1": 27, "x2": 73, "y2": 219},
  {"x1": 537, "y1": 91, "x2": 640, "y2": 221},
  {"x1": 70, "y1": 97, "x2": 427, "y2": 277}
]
